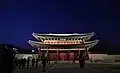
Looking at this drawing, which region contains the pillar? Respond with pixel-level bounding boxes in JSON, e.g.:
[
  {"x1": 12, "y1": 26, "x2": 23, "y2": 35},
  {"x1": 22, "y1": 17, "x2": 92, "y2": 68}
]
[
  {"x1": 41, "y1": 46, "x2": 45, "y2": 59},
  {"x1": 56, "y1": 49, "x2": 59, "y2": 62},
  {"x1": 74, "y1": 51, "x2": 76, "y2": 60},
  {"x1": 38, "y1": 47, "x2": 41, "y2": 59},
  {"x1": 47, "y1": 47, "x2": 49, "y2": 60},
  {"x1": 66, "y1": 49, "x2": 69, "y2": 61},
  {"x1": 43, "y1": 47, "x2": 46, "y2": 58},
  {"x1": 85, "y1": 47, "x2": 89, "y2": 60},
  {"x1": 67, "y1": 50, "x2": 68, "y2": 61},
  {"x1": 68, "y1": 49, "x2": 70, "y2": 61},
  {"x1": 78, "y1": 48, "x2": 80, "y2": 56},
  {"x1": 77, "y1": 48, "x2": 80, "y2": 60},
  {"x1": 47, "y1": 47, "x2": 49, "y2": 57}
]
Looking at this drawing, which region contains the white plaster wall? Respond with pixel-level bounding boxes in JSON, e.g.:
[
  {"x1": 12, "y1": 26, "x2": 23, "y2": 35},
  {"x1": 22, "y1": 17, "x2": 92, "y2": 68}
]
[
  {"x1": 15, "y1": 54, "x2": 120, "y2": 63},
  {"x1": 89, "y1": 54, "x2": 107, "y2": 60},
  {"x1": 89, "y1": 54, "x2": 120, "y2": 63},
  {"x1": 15, "y1": 54, "x2": 38, "y2": 59},
  {"x1": 104, "y1": 55, "x2": 120, "y2": 62}
]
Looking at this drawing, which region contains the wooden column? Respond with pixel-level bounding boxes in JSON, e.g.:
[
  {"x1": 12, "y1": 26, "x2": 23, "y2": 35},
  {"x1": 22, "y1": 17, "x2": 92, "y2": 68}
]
[
  {"x1": 56, "y1": 49, "x2": 59, "y2": 62},
  {"x1": 74, "y1": 51, "x2": 76, "y2": 60},
  {"x1": 41, "y1": 46, "x2": 45, "y2": 59},
  {"x1": 85, "y1": 47, "x2": 89, "y2": 60},
  {"x1": 66, "y1": 48, "x2": 69, "y2": 61},
  {"x1": 47, "y1": 47, "x2": 49, "y2": 58},
  {"x1": 38, "y1": 47, "x2": 41, "y2": 59},
  {"x1": 78, "y1": 48, "x2": 80, "y2": 56},
  {"x1": 68, "y1": 48, "x2": 70, "y2": 61}
]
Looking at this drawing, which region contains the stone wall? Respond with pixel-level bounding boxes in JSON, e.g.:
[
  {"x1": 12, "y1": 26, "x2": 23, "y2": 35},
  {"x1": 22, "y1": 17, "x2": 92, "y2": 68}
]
[
  {"x1": 15, "y1": 54, "x2": 120, "y2": 63},
  {"x1": 89, "y1": 54, "x2": 120, "y2": 63},
  {"x1": 15, "y1": 54, "x2": 38, "y2": 59}
]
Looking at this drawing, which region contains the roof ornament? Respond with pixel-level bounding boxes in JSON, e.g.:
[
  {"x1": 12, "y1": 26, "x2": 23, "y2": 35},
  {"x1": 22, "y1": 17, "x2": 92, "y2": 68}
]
[
  {"x1": 92, "y1": 32, "x2": 95, "y2": 36},
  {"x1": 32, "y1": 32, "x2": 35, "y2": 35},
  {"x1": 28, "y1": 40, "x2": 31, "y2": 43}
]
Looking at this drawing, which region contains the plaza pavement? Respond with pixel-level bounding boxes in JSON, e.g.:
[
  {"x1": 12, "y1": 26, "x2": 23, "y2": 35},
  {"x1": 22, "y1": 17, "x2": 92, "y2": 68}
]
[
  {"x1": 13, "y1": 62, "x2": 120, "y2": 73},
  {"x1": 12, "y1": 62, "x2": 56, "y2": 73}
]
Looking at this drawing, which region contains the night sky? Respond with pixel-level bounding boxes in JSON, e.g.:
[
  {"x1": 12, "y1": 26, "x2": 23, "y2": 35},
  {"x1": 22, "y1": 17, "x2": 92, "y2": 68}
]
[{"x1": 0, "y1": 0, "x2": 120, "y2": 49}]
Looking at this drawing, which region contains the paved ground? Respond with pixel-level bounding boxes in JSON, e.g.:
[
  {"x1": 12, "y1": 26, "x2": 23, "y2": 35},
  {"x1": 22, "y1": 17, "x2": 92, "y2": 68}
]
[
  {"x1": 12, "y1": 63, "x2": 56, "y2": 73},
  {"x1": 13, "y1": 62, "x2": 120, "y2": 73}
]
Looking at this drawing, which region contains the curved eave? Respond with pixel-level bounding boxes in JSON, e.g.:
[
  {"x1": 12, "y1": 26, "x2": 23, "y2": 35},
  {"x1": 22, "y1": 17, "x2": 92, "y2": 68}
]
[
  {"x1": 85, "y1": 40, "x2": 99, "y2": 49},
  {"x1": 32, "y1": 32, "x2": 94, "y2": 41},
  {"x1": 32, "y1": 32, "x2": 94, "y2": 37},
  {"x1": 28, "y1": 40, "x2": 99, "y2": 48}
]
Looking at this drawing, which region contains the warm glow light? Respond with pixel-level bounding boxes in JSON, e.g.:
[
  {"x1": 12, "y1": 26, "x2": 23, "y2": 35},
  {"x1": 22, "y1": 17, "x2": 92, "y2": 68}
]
[
  {"x1": 41, "y1": 40, "x2": 84, "y2": 44},
  {"x1": 40, "y1": 48, "x2": 86, "y2": 50},
  {"x1": 32, "y1": 50, "x2": 35, "y2": 52}
]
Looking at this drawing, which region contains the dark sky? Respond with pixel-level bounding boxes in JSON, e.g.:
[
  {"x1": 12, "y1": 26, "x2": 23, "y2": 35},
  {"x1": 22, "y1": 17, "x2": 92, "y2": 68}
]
[{"x1": 0, "y1": 0, "x2": 120, "y2": 49}]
